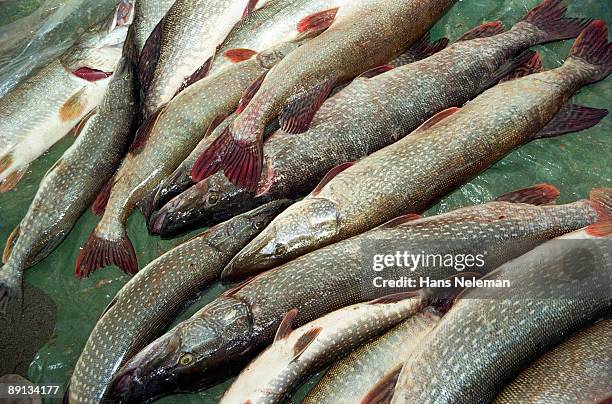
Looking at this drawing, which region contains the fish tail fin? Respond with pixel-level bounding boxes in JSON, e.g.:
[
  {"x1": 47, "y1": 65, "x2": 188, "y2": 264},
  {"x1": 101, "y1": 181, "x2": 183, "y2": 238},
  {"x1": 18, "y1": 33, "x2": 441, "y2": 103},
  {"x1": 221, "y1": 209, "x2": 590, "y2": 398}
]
[
  {"x1": 75, "y1": 229, "x2": 137, "y2": 279},
  {"x1": 588, "y1": 188, "x2": 612, "y2": 221},
  {"x1": 566, "y1": 20, "x2": 612, "y2": 83},
  {"x1": 519, "y1": 0, "x2": 591, "y2": 44},
  {"x1": 0, "y1": 264, "x2": 22, "y2": 315}
]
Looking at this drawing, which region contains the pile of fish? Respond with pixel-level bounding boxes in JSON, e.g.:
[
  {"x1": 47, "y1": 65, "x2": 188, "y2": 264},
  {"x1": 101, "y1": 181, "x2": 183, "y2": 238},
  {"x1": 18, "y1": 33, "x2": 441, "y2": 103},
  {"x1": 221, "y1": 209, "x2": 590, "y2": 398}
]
[{"x1": 0, "y1": 0, "x2": 610, "y2": 403}]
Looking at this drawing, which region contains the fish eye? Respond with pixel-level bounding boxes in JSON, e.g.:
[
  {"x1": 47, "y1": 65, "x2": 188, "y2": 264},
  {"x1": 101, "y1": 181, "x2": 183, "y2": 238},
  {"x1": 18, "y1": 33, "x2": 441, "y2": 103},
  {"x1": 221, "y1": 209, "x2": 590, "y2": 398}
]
[
  {"x1": 253, "y1": 220, "x2": 265, "y2": 230},
  {"x1": 207, "y1": 191, "x2": 219, "y2": 205},
  {"x1": 273, "y1": 244, "x2": 287, "y2": 257},
  {"x1": 178, "y1": 353, "x2": 193, "y2": 366}
]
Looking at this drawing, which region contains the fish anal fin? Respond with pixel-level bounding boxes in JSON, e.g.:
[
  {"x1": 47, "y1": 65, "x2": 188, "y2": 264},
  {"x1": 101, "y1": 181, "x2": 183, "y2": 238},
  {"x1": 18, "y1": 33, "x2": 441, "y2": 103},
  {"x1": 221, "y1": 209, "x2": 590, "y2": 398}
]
[
  {"x1": 292, "y1": 327, "x2": 321, "y2": 361},
  {"x1": 495, "y1": 184, "x2": 560, "y2": 205},
  {"x1": 457, "y1": 21, "x2": 505, "y2": 41},
  {"x1": 224, "y1": 48, "x2": 258, "y2": 63},
  {"x1": 297, "y1": 8, "x2": 339, "y2": 35},
  {"x1": 480, "y1": 50, "x2": 538, "y2": 91},
  {"x1": 205, "y1": 113, "x2": 230, "y2": 138},
  {"x1": 91, "y1": 174, "x2": 116, "y2": 215},
  {"x1": 138, "y1": 18, "x2": 163, "y2": 93},
  {"x1": 534, "y1": 104, "x2": 608, "y2": 139},
  {"x1": 397, "y1": 32, "x2": 449, "y2": 65},
  {"x1": 274, "y1": 308, "x2": 298, "y2": 342},
  {"x1": 177, "y1": 56, "x2": 213, "y2": 95},
  {"x1": 501, "y1": 51, "x2": 543, "y2": 82},
  {"x1": 379, "y1": 213, "x2": 422, "y2": 229},
  {"x1": 360, "y1": 365, "x2": 403, "y2": 404},
  {"x1": 129, "y1": 106, "x2": 165, "y2": 153},
  {"x1": 413, "y1": 107, "x2": 461, "y2": 134},
  {"x1": 237, "y1": 71, "x2": 268, "y2": 113},
  {"x1": 3, "y1": 225, "x2": 20, "y2": 263},
  {"x1": 280, "y1": 78, "x2": 336, "y2": 134},
  {"x1": 312, "y1": 162, "x2": 354, "y2": 195}
]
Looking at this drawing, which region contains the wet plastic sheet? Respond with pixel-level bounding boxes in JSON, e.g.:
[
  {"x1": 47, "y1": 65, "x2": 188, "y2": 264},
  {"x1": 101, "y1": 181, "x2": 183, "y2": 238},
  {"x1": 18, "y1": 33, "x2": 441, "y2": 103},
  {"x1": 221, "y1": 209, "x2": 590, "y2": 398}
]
[{"x1": 0, "y1": 0, "x2": 610, "y2": 403}]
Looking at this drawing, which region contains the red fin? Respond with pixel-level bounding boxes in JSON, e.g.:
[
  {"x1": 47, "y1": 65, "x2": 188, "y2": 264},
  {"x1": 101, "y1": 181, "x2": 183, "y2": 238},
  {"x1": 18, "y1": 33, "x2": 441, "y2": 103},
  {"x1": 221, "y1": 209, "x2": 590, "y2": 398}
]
[
  {"x1": 588, "y1": 188, "x2": 612, "y2": 221},
  {"x1": 396, "y1": 33, "x2": 449, "y2": 65},
  {"x1": 312, "y1": 162, "x2": 354, "y2": 195},
  {"x1": 223, "y1": 137, "x2": 263, "y2": 192},
  {"x1": 413, "y1": 107, "x2": 461, "y2": 134},
  {"x1": 521, "y1": 0, "x2": 591, "y2": 43},
  {"x1": 297, "y1": 7, "x2": 339, "y2": 34},
  {"x1": 361, "y1": 365, "x2": 402, "y2": 404},
  {"x1": 358, "y1": 65, "x2": 394, "y2": 79},
  {"x1": 73, "y1": 67, "x2": 113, "y2": 82},
  {"x1": 379, "y1": 213, "x2": 422, "y2": 229},
  {"x1": 501, "y1": 51, "x2": 543, "y2": 81},
  {"x1": 223, "y1": 274, "x2": 262, "y2": 297},
  {"x1": 274, "y1": 308, "x2": 298, "y2": 342},
  {"x1": 585, "y1": 221, "x2": 612, "y2": 237},
  {"x1": 292, "y1": 327, "x2": 321, "y2": 360},
  {"x1": 280, "y1": 78, "x2": 336, "y2": 134},
  {"x1": 129, "y1": 106, "x2": 165, "y2": 152},
  {"x1": 0, "y1": 168, "x2": 27, "y2": 193},
  {"x1": 568, "y1": 20, "x2": 612, "y2": 81},
  {"x1": 75, "y1": 232, "x2": 137, "y2": 278},
  {"x1": 3, "y1": 225, "x2": 20, "y2": 264},
  {"x1": 481, "y1": 50, "x2": 538, "y2": 90},
  {"x1": 191, "y1": 128, "x2": 233, "y2": 182},
  {"x1": 224, "y1": 48, "x2": 258, "y2": 63},
  {"x1": 138, "y1": 19, "x2": 163, "y2": 93},
  {"x1": 534, "y1": 104, "x2": 608, "y2": 139},
  {"x1": 177, "y1": 57, "x2": 212, "y2": 95},
  {"x1": 458, "y1": 21, "x2": 505, "y2": 41},
  {"x1": 91, "y1": 175, "x2": 116, "y2": 215},
  {"x1": 237, "y1": 71, "x2": 268, "y2": 113},
  {"x1": 243, "y1": 0, "x2": 259, "y2": 17},
  {"x1": 369, "y1": 291, "x2": 420, "y2": 305},
  {"x1": 495, "y1": 184, "x2": 560, "y2": 205}
]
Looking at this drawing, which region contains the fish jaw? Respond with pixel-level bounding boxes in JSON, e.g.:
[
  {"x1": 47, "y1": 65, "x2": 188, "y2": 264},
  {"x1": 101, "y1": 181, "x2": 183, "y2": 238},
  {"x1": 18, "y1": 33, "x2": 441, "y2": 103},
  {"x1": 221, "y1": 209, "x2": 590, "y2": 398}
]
[
  {"x1": 109, "y1": 297, "x2": 253, "y2": 401},
  {"x1": 222, "y1": 197, "x2": 340, "y2": 282}
]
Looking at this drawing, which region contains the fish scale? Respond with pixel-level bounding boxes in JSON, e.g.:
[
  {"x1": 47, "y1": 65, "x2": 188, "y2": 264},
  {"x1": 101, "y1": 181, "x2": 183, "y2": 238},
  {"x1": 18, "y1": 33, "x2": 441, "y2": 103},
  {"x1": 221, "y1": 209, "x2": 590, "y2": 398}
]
[
  {"x1": 69, "y1": 200, "x2": 290, "y2": 403},
  {"x1": 161, "y1": 0, "x2": 590, "y2": 238},
  {"x1": 221, "y1": 293, "x2": 430, "y2": 404},
  {"x1": 303, "y1": 309, "x2": 442, "y2": 404},
  {"x1": 131, "y1": 0, "x2": 176, "y2": 57},
  {"x1": 391, "y1": 226, "x2": 612, "y2": 403},
  {"x1": 493, "y1": 318, "x2": 612, "y2": 403},
  {"x1": 225, "y1": 14, "x2": 609, "y2": 278},
  {"x1": 110, "y1": 186, "x2": 611, "y2": 401}
]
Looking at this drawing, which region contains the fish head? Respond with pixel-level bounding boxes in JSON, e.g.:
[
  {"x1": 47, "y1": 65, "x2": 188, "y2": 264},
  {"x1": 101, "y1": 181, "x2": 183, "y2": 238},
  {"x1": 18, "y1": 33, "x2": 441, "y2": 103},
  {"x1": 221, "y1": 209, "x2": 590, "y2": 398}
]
[
  {"x1": 61, "y1": 0, "x2": 135, "y2": 73},
  {"x1": 109, "y1": 296, "x2": 254, "y2": 402},
  {"x1": 222, "y1": 198, "x2": 340, "y2": 281},
  {"x1": 151, "y1": 175, "x2": 273, "y2": 237}
]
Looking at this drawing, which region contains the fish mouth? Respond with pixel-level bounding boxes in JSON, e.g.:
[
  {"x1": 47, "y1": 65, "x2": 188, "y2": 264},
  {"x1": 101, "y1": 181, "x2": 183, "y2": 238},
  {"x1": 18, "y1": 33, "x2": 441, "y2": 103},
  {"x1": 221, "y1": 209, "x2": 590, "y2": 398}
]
[{"x1": 221, "y1": 245, "x2": 279, "y2": 284}]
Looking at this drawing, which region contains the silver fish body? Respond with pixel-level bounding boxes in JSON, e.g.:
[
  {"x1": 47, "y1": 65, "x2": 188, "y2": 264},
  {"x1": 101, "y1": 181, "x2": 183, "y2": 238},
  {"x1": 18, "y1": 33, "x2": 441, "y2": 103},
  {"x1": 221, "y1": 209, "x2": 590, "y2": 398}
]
[
  {"x1": 131, "y1": 0, "x2": 176, "y2": 57},
  {"x1": 304, "y1": 309, "x2": 442, "y2": 404},
  {"x1": 69, "y1": 200, "x2": 290, "y2": 403},
  {"x1": 0, "y1": 57, "x2": 137, "y2": 312},
  {"x1": 391, "y1": 226, "x2": 612, "y2": 404}
]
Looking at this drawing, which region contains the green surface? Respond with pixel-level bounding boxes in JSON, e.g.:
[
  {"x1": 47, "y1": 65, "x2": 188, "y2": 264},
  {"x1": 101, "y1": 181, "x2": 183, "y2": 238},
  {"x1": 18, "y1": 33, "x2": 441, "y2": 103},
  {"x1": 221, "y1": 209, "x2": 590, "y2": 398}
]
[{"x1": 0, "y1": 0, "x2": 610, "y2": 403}]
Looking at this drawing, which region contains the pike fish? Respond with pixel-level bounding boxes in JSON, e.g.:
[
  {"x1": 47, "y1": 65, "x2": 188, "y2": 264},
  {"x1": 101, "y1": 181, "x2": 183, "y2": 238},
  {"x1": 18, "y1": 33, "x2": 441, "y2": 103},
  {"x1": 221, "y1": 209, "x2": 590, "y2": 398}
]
[
  {"x1": 156, "y1": 0, "x2": 589, "y2": 237},
  {"x1": 494, "y1": 317, "x2": 612, "y2": 404},
  {"x1": 303, "y1": 308, "x2": 442, "y2": 404},
  {"x1": 192, "y1": 0, "x2": 456, "y2": 191},
  {"x1": 221, "y1": 292, "x2": 432, "y2": 404},
  {"x1": 142, "y1": 0, "x2": 268, "y2": 115},
  {"x1": 68, "y1": 200, "x2": 290, "y2": 404},
  {"x1": 74, "y1": 35, "x2": 315, "y2": 279},
  {"x1": 208, "y1": 0, "x2": 356, "y2": 76},
  {"x1": 0, "y1": 57, "x2": 137, "y2": 313},
  {"x1": 0, "y1": 0, "x2": 134, "y2": 192},
  {"x1": 108, "y1": 184, "x2": 612, "y2": 401},
  {"x1": 390, "y1": 223, "x2": 612, "y2": 404},
  {"x1": 151, "y1": 32, "x2": 449, "y2": 231},
  {"x1": 131, "y1": 0, "x2": 176, "y2": 58},
  {"x1": 224, "y1": 18, "x2": 611, "y2": 279}
]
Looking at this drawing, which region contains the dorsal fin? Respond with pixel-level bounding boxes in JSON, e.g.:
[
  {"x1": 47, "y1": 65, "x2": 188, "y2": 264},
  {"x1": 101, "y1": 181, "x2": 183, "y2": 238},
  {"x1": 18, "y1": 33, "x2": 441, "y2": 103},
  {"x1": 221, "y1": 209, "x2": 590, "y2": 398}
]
[
  {"x1": 274, "y1": 308, "x2": 298, "y2": 342},
  {"x1": 205, "y1": 113, "x2": 229, "y2": 138},
  {"x1": 413, "y1": 107, "x2": 461, "y2": 134},
  {"x1": 501, "y1": 51, "x2": 543, "y2": 81},
  {"x1": 279, "y1": 77, "x2": 337, "y2": 134},
  {"x1": 378, "y1": 213, "x2": 422, "y2": 229},
  {"x1": 297, "y1": 8, "x2": 339, "y2": 35},
  {"x1": 312, "y1": 162, "x2": 354, "y2": 195},
  {"x1": 224, "y1": 48, "x2": 258, "y2": 63},
  {"x1": 457, "y1": 21, "x2": 505, "y2": 41}
]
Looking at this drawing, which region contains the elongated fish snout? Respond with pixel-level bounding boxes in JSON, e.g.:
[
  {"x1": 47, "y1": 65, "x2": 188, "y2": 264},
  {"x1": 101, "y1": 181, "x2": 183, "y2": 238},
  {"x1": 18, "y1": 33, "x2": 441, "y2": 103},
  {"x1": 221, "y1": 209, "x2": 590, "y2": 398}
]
[{"x1": 221, "y1": 237, "x2": 280, "y2": 283}]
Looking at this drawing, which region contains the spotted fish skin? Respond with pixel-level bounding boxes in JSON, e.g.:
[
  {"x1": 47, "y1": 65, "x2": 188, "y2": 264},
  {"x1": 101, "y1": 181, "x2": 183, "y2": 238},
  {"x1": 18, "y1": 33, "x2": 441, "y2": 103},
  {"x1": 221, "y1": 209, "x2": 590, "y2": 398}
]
[
  {"x1": 112, "y1": 193, "x2": 609, "y2": 400},
  {"x1": 131, "y1": 0, "x2": 176, "y2": 57},
  {"x1": 221, "y1": 294, "x2": 431, "y2": 404},
  {"x1": 391, "y1": 227, "x2": 612, "y2": 404},
  {"x1": 0, "y1": 58, "x2": 137, "y2": 312},
  {"x1": 226, "y1": 18, "x2": 610, "y2": 276},
  {"x1": 494, "y1": 318, "x2": 612, "y2": 404},
  {"x1": 303, "y1": 309, "x2": 441, "y2": 404},
  {"x1": 0, "y1": 1, "x2": 134, "y2": 192},
  {"x1": 208, "y1": 0, "x2": 355, "y2": 76},
  {"x1": 144, "y1": 0, "x2": 268, "y2": 115},
  {"x1": 69, "y1": 200, "x2": 290, "y2": 404}
]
